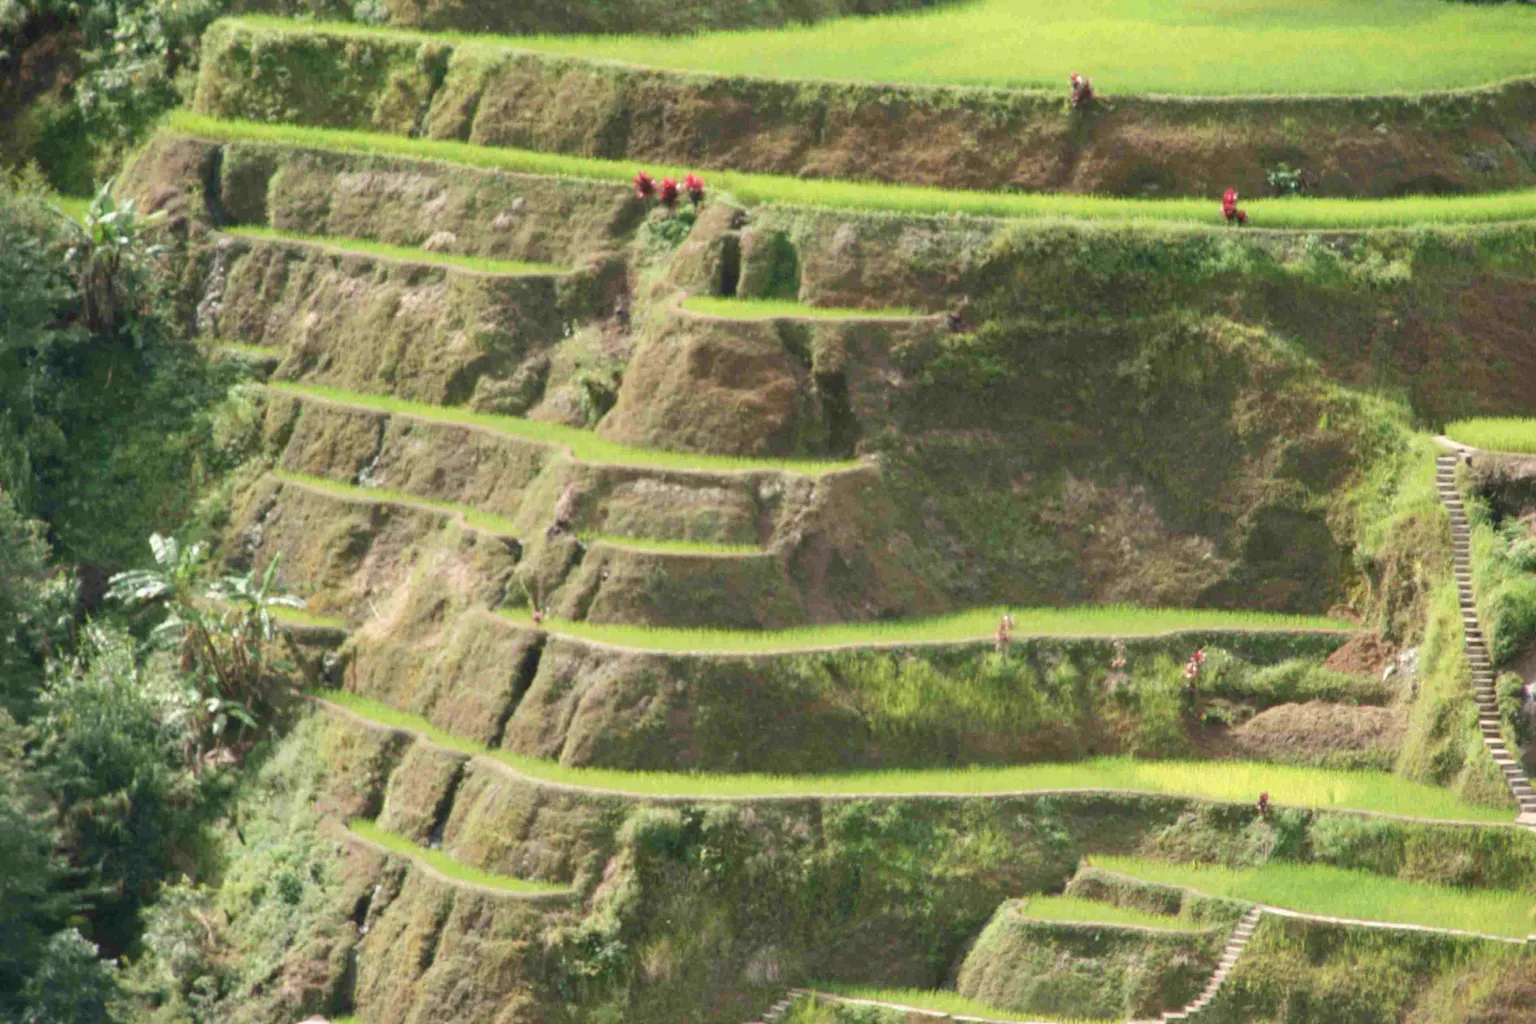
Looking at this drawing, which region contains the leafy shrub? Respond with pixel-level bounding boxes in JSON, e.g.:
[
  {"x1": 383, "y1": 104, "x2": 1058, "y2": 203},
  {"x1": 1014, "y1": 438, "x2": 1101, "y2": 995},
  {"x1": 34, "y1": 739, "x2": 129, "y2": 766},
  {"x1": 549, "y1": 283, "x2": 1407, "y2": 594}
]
[
  {"x1": 1220, "y1": 658, "x2": 1392, "y2": 706},
  {"x1": 1265, "y1": 163, "x2": 1310, "y2": 197}
]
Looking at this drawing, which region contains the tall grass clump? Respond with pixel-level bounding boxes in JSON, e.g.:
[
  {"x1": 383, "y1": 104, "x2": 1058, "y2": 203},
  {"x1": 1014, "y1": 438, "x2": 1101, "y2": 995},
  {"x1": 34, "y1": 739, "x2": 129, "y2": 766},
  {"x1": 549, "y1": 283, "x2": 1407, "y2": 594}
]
[
  {"x1": 225, "y1": 226, "x2": 569, "y2": 275},
  {"x1": 224, "y1": 5, "x2": 1536, "y2": 96},
  {"x1": 315, "y1": 690, "x2": 1511, "y2": 820},
  {"x1": 265, "y1": 381, "x2": 859, "y2": 475},
  {"x1": 167, "y1": 115, "x2": 1536, "y2": 230},
  {"x1": 347, "y1": 819, "x2": 569, "y2": 893},
  {"x1": 1093, "y1": 856, "x2": 1536, "y2": 938}
]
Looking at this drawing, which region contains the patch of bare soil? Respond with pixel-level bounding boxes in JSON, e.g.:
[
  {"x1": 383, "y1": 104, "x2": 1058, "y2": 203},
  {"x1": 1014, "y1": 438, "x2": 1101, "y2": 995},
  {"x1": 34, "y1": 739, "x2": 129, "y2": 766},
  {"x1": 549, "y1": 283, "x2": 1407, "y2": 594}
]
[
  {"x1": 1205, "y1": 701, "x2": 1404, "y2": 765},
  {"x1": 1323, "y1": 631, "x2": 1397, "y2": 677}
]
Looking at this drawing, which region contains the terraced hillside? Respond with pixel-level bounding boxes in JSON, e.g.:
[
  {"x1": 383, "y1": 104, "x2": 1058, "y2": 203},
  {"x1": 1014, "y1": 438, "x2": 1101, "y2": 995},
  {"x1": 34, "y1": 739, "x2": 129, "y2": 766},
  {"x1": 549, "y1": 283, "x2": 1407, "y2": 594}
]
[{"x1": 98, "y1": 1, "x2": 1536, "y2": 1020}]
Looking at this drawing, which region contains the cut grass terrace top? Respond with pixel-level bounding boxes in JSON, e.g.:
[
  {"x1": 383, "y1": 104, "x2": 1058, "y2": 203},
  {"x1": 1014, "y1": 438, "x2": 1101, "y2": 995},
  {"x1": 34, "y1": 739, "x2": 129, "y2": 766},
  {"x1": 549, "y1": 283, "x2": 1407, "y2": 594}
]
[
  {"x1": 1012, "y1": 895, "x2": 1214, "y2": 933},
  {"x1": 1093, "y1": 856, "x2": 1536, "y2": 938},
  {"x1": 1445, "y1": 418, "x2": 1536, "y2": 456},
  {"x1": 225, "y1": 225, "x2": 569, "y2": 275},
  {"x1": 347, "y1": 818, "x2": 570, "y2": 894},
  {"x1": 320, "y1": 690, "x2": 1513, "y2": 821},
  {"x1": 226, "y1": 4, "x2": 1536, "y2": 96},
  {"x1": 265, "y1": 381, "x2": 861, "y2": 475},
  {"x1": 499, "y1": 605, "x2": 1351, "y2": 653},
  {"x1": 165, "y1": 115, "x2": 1536, "y2": 229}
]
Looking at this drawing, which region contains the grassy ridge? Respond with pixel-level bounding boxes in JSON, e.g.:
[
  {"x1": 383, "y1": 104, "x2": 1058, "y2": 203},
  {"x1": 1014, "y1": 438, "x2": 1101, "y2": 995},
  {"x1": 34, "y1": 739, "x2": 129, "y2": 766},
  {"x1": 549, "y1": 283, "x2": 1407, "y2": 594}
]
[
  {"x1": 271, "y1": 606, "x2": 348, "y2": 630},
  {"x1": 347, "y1": 818, "x2": 569, "y2": 893},
  {"x1": 319, "y1": 690, "x2": 1511, "y2": 819},
  {"x1": 166, "y1": 114, "x2": 1536, "y2": 229},
  {"x1": 1094, "y1": 856, "x2": 1536, "y2": 937},
  {"x1": 680, "y1": 296, "x2": 920, "y2": 321},
  {"x1": 1446, "y1": 418, "x2": 1536, "y2": 455},
  {"x1": 225, "y1": 225, "x2": 569, "y2": 275},
  {"x1": 265, "y1": 380, "x2": 860, "y2": 475},
  {"x1": 272, "y1": 469, "x2": 523, "y2": 537},
  {"x1": 805, "y1": 985, "x2": 1113, "y2": 1023},
  {"x1": 224, "y1": 7, "x2": 1536, "y2": 96},
  {"x1": 582, "y1": 533, "x2": 764, "y2": 556},
  {"x1": 1014, "y1": 895, "x2": 1213, "y2": 932},
  {"x1": 500, "y1": 606, "x2": 1351, "y2": 653}
]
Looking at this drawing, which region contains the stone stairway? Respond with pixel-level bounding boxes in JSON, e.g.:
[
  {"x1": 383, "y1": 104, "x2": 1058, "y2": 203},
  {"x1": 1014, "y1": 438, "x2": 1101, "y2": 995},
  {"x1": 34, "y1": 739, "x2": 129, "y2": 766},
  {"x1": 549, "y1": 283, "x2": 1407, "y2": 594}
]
[
  {"x1": 1436, "y1": 455, "x2": 1536, "y2": 824},
  {"x1": 1154, "y1": 907, "x2": 1262, "y2": 1022},
  {"x1": 743, "y1": 992, "x2": 796, "y2": 1023}
]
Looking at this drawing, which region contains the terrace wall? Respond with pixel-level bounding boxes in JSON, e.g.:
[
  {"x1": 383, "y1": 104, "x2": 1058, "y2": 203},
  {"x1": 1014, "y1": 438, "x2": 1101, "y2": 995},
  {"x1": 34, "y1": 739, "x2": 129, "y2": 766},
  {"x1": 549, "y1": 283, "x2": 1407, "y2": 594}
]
[{"x1": 195, "y1": 20, "x2": 1536, "y2": 198}]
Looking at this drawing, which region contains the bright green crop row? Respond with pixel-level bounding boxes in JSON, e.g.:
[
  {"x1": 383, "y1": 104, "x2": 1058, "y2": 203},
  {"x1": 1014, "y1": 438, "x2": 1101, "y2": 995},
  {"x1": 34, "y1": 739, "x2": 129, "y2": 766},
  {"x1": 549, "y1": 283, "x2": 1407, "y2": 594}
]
[
  {"x1": 166, "y1": 114, "x2": 1536, "y2": 229},
  {"x1": 1095, "y1": 856, "x2": 1536, "y2": 938},
  {"x1": 226, "y1": 225, "x2": 569, "y2": 275},
  {"x1": 501, "y1": 606, "x2": 1350, "y2": 653},
  {"x1": 319, "y1": 690, "x2": 1512, "y2": 821},
  {"x1": 265, "y1": 380, "x2": 859, "y2": 476},
  {"x1": 1445, "y1": 418, "x2": 1536, "y2": 455},
  {"x1": 225, "y1": 5, "x2": 1536, "y2": 97},
  {"x1": 347, "y1": 818, "x2": 569, "y2": 894}
]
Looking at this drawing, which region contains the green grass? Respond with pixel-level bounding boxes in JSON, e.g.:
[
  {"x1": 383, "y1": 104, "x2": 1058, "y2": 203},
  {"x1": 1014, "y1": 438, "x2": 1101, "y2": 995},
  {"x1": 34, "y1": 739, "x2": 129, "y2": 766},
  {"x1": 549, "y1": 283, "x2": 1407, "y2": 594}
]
[
  {"x1": 1445, "y1": 418, "x2": 1536, "y2": 455},
  {"x1": 346, "y1": 818, "x2": 569, "y2": 894},
  {"x1": 224, "y1": 225, "x2": 568, "y2": 275},
  {"x1": 1094, "y1": 856, "x2": 1536, "y2": 938},
  {"x1": 264, "y1": 380, "x2": 859, "y2": 475},
  {"x1": 271, "y1": 605, "x2": 348, "y2": 630},
  {"x1": 1014, "y1": 895, "x2": 1213, "y2": 932},
  {"x1": 680, "y1": 296, "x2": 920, "y2": 320},
  {"x1": 317, "y1": 690, "x2": 1511, "y2": 820},
  {"x1": 272, "y1": 469, "x2": 523, "y2": 537},
  {"x1": 581, "y1": 533, "x2": 764, "y2": 556},
  {"x1": 227, "y1": 4, "x2": 1536, "y2": 96},
  {"x1": 166, "y1": 114, "x2": 1536, "y2": 229},
  {"x1": 804, "y1": 985, "x2": 1114, "y2": 1023},
  {"x1": 500, "y1": 605, "x2": 1350, "y2": 653},
  {"x1": 52, "y1": 196, "x2": 91, "y2": 221}
]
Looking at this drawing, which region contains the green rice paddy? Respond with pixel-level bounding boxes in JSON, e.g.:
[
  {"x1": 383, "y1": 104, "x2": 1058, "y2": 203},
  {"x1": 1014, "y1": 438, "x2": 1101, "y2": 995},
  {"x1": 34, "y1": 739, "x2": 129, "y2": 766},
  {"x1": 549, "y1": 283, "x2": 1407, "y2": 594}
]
[
  {"x1": 318, "y1": 690, "x2": 1511, "y2": 820},
  {"x1": 680, "y1": 296, "x2": 920, "y2": 321},
  {"x1": 805, "y1": 985, "x2": 1112, "y2": 1023},
  {"x1": 270, "y1": 605, "x2": 348, "y2": 630},
  {"x1": 1014, "y1": 895, "x2": 1213, "y2": 932},
  {"x1": 581, "y1": 533, "x2": 764, "y2": 556},
  {"x1": 1094, "y1": 856, "x2": 1536, "y2": 937},
  {"x1": 347, "y1": 818, "x2": 569, "y2": 894},
  {"x1": 272, "y1": 469, "x2": 523, "y2": 537},
  {"x1": 166, "y1": 115, "x2": 1536, "y2": 229},
  {"x1": 1445, "y1": 418, "x2": 1536, "y2": 455},
  {"x1": 228, "y1": 2, "x2": 1536, "y2": 96},
  {"x1": 500, "y1": 605, "x2": 1350, "y2": 653},
  {"x1": 265, "y1": 380, "x2": 859, "y2": 475},
  {"x1": 225, "y1": 225, "x2": 568, "y2": 276}
]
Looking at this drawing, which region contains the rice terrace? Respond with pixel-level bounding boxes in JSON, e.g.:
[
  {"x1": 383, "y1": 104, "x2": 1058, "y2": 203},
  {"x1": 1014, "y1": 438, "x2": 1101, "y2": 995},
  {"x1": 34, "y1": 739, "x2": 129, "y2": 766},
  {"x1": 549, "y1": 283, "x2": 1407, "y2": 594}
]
[{"x1": 3, "y1": 0, "x2": 1536, "y2": 1020}]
